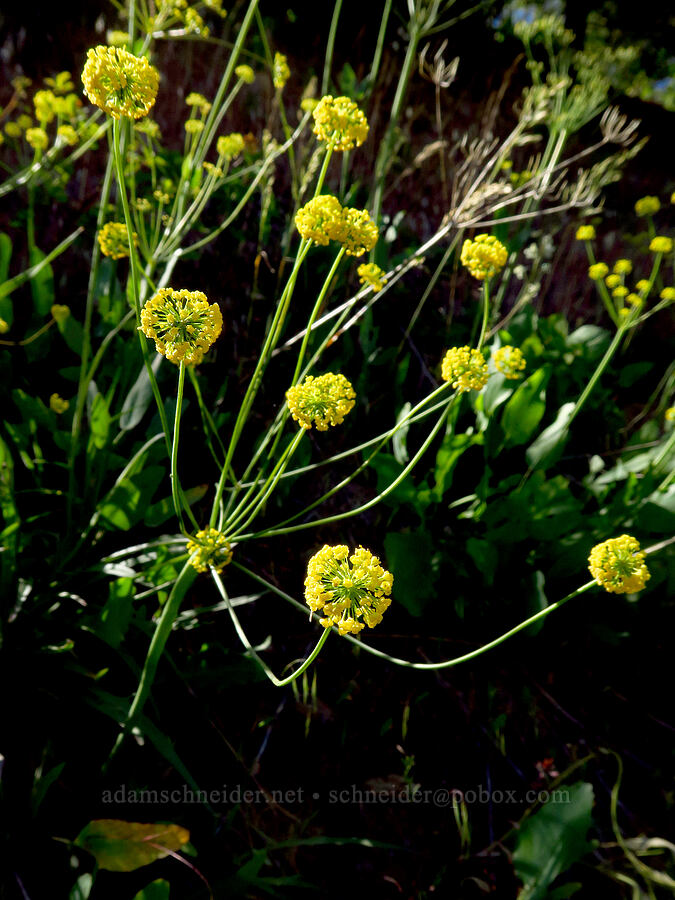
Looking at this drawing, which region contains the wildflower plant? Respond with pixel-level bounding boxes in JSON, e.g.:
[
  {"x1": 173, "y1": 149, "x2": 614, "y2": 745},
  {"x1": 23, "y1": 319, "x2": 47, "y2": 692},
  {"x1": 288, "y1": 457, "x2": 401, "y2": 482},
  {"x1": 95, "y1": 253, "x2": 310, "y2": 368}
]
[{"x1": 1, "y1": 6, "x2": 674, "y2": 885}]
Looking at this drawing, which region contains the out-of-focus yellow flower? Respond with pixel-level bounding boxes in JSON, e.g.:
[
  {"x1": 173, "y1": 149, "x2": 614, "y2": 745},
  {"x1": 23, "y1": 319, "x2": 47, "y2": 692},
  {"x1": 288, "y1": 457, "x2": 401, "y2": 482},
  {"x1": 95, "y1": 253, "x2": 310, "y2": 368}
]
[
  {"x1": 357, "y1": 262, "x2": 387, "y2": 292},
  {"x1": 304, "y1": 544, "x2": 393, "y2": 636},
  {"x1": 33, "y1": 89, "x2": 57, "y2": 124},
  {"x1": 649, "y1": 236, "x2": 673, "y2": 254},
  {"x1": 107, "y1": 30, "x2": 130, "y2": 47},
  {"x1": 98, "y1": 222, "x2": 138, "y2": 259},
  {"x1": 187, "y1": 527, "x2": 232, "y2": 573},
  {"x1": 184, "y1": 119, "x2": 204, "y2": 135},
  {"x1": 185, "y1": 92, "x2": 211, "y2": 113},
  {"x1": 626, "y1": 293, "x2": 643, "y2": 308},
  {"x1": 613, "y1": 259, "x2": 632, "y2": 275},
  {"x1": 273, "y1": 52, "x2": 290, "y2": 90},
  {"x1": 664, "y1": 407, "x2": 675, "y2": 423},
  {"x1": 16, "y1": 114, "x2": 33, "y2": 130},
  {"x1": 44, "y1": 71, "x2": 75, "y2": 94},
  {"x1": 49, "y1": 393, "x2": 70, "y2": 414},
  {"x1": 460, "y1": 234, "x2": 508, "y2": 280},
  {"x1": 636, "y1": 279, "x2": 651, "y2": 293},
  {"x1": 82, "y1": 46, "x2": 159, "y2": 119},
  {"x1": 605, "y1": 274, "x2": 621, "y2": 289},
  {"x1": 57, "y1": 125, "x2": 79, "y2": 146},
  {"x1": 588, "y1": 262, "x2": 609, "y2": 280},
  {"x1": 216, "y1": 132, "x2": 245, "y2": 160},
  {"x1": 0, "y1": 318, "x2": 9, "y2": 334},
  {"x1": 4, "y1": 122, "x2": 22, "y2": 138},
  {"x1": 51, "y1": 304, "x2": 71, "y2": 323},
  {"x1": 493, "y1": 345, "x2": 526, "y2": 379},
  {"x1": 659, "y1": 286, "x2": 675, "y2": 301},
  {"x1": 140, "y1": 288, "x2": 223, "y2": 365},
  {"x1": 235, "y1": 64, "x2": 255, "y2": 84},
  {"x1": 286, "y1": 372, "x2": 356, "y2": 431},
  {"x1": 312, "y1": 95, "x2": 369, "y2": 151},
  {"x1": 588, "y1": 535, "x2": 650, "y2": 594},
  {"x1": 612, "y1": 286, "x2": 628, "y2": 299},
  {"x1": 295, "y1": 194, "x2": 344, "y2": 246},
  {"x1": 300, "y1": 97, "x2": 318, "y2": 113},
  {"x1": 575, "y1": 225, "x2": 595, "y2": 240},
  {"x1": 25, "y1": 127, "x2": 48, "y2": 151},
  {"x1": 441, "y1": 346, "x2": 489, "y2": 392},
  {"x1": 203, "y1": 161, "x2": 223, "y2": 178},
  {"x1": 634, "y1": 196, "x2": 660, "y2": 217}
]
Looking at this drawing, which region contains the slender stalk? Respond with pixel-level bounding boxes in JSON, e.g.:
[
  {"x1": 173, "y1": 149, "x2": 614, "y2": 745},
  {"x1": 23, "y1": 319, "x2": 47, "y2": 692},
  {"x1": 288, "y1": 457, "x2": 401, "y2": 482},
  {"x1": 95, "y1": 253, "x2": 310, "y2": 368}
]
[
  {"x1": 476, "y1": 278, "x2": 491, "y2": 350},
  {"x1": 567, "y1": 321, "x2": 628, "y2": 428},
  {"x1": 171, "y1": 362, "x2": 188, "y2": 533},
  {"x1": 108, "y1": 561, "x2": 197, "y2": 762},
  {"x1": 322, "y1": 0, "x2": 344, "y2": 94},
  {"x1": 211, "y1": 569, "x2": 330, "y2": 687}
]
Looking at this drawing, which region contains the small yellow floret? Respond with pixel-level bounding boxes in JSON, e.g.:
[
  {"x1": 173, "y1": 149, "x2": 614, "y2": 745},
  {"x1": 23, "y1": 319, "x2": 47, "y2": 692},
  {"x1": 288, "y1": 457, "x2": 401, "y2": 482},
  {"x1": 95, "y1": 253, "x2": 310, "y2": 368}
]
[
  {"x1": 357, "y1": 262, "x2": 387, "y2": 293},
  {"x1": 184, "y1": 119, "x2": 204, "y2": 135},
  {"x1": 649, "y1": 236, "x2": 673, "y2": 254},
  {"x1": 494, "y1": 345, "x2": 526, "y2": 379},
  {"x1": 588, "y1": 535, "x2": 650, "y2": 594},
  {"x1": 235, "y1": 65, "x2": 255, "y2": 84},
  {"x1": 286, "y1": 372, "x2": 356, "y2": 431},
  {"x1": 460, "y1": 234, "x2": 508, "y2": 280},
  {"x1": 312, "y1": 95, "x2": 369, "y2": 151},
  {"x1": 98, "y1": 221, "x2": 138, "y2": 259},
  {"x1": 304, "y1": 544, "x2": 393, "y2": 635},
  {"x1": 441, "y1": 346, "x2": 489, "y2": 392},
  {"x1": 25, "y1": 127, "x2": 48, "y2": 151},
  {"x1": 295, "y1": 195, "x2": 345, "y2": 246},
  {"x1": 339, "y1": 207, "x2": 379, "y2": 257},
  {"x1": 613, "y1": 259, "x2": 632, "y2": 275},
  {"x1": 273, "y1": 52, "x2": 290, "y2": 90},
  {"x1": 575, "y1": 225, "x2": 595, "y2": 240},
  {"x1": 665, "y1": 407, "x2": 675, "y2": 423},
  {"x1": 659, "y1": 286, "x2": 675, "y2": 301},
  {"x1": 634, "y1": 196, "x2": 660, "y2": 217},
  {"x1": 140, "y1": 288, "x2": 223, "y2": 365},
  {"x1": 605, "y1": 274, "x2": 621, "y2": 289},
  {"x1": 0, "y1": 318, "x2": 9, "y2": 334},
  {"x1": 187, "y1": 527, "x2": 232, "y2": 573},
  {"x1": 49, "y1": 393, "x2": 70, "y2": 414},
  {"x1": 612, "y1": 286, "x2": 628, "y2": 299},
  {"x1": 57, "y1": 125, "x2": 79, "y2": 146},
  {"x1": 81, "y1": 45, "x2": 159, "y2": 119},
  {"x1": 185, "y1": 92, "x2": 211, "y2": 113},
  {"x1": 588, "y1": 262, "x2": 609, "y2": 280},
  {"x1": 216, "y1": 132, "x2": 245, "y2": 160}
]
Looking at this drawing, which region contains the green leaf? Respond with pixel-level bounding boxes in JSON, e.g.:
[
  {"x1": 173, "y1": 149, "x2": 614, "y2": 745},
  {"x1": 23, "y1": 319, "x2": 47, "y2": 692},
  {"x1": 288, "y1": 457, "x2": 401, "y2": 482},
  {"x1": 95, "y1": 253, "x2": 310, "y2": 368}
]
[
  {"x1": 513, "y1": 781, "x2": 594, "y2": 900},
  {"x1": 392, "y1": 402, "x2": 412, "y2": 465},
  {"x1": 566, "y1": 324, "x2": 610, "y2": 360},
  {"x1": 132, "y1": 880, "x2": 171, "y2": 900},
  {"x1": 144, "y1": 484, "x2": 208, "y2": 528},
  {"x1": 501, "y1": 367, "x2": 549, "y2": 446},
  {"x1": 89, "y1": 392, "x2": 111, "y2": 449},
  {"x1": 0, "y1": 232, "x2": 13, "y2": 325},
  {"x1": 74, "y1": 820, "x2": 190, "y2": 872},
  {"x1": 120, "y1": 356, "x2": 162, "y2": 431},
  {"x1": 55, "y1": 313, "x2": 84, "y2": 355},
  {"x1": 97, "y1": 577, "x2": 135, "y2": 648},
  {"x1": 433, "y1": 430, "x2": 476, "y2": 499},
  {"x1": 28, "y1": 245, "x2": 55, "y2": 316},
  {"x1": 466, "y1": 538, "x2": 498, "y2": 586},
  {"x1": 98, "y1": 467, "x2": 164, "y2": 530},
  {"x1": 384, "y1": 530, "x2": 437, "y2": 617},
  {"x1": 69, "y1": 874, "x2": 93, "y2": 900},
  {"x1": 526, "y1": 402, "x2": 575, "y2": 469}
]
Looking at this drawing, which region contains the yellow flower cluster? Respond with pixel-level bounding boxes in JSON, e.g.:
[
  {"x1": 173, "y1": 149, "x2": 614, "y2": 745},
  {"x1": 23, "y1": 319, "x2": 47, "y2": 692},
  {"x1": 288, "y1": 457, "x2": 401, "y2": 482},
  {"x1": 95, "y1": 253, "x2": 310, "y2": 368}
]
[
  {"x1": 295, "y1": 195, "x2": 378, "y2": 256},
  {"x1": 216, "y1": 132, "x2": 245, "y2": 160},
  {"x1": 575, "y1": 225, "x2": 595, "y2": 241},
  {"x1": 25, "y1": 127, "x2": 48, "y2": 151},
  {"x1": 235, "y1": 65, "x2": 255, "y2": 84},
  {"x1": 0, "y1": 318, "x2": 9, "y2": 334},
  {"x1": 49, "y1": 393, "x2": 69, "y2": 414},
  {"x1": 665, "y1": 407, "x2": 675, "y2": 423},
  {"x1": 81, "y1": 46, "x2": 159, "y2": 120},
  {"x1": 273, "y1": 52, "x2": 290, "y2": 90},
  {"x1": 357, "y1": 262, "x2": 387, "y2": 292},
  {"x1": 304, "y1": 545, "x2": 393, "y2": 636},
  {"x1": 660, "y1": 287, "x2": 675, "y2": 301},
  {"x1": 187, "y1": 527, "x2": 232, "y2": 573},
  {"x1": 649, "y1": 236, "x2": 673, "y2": 254},
  {"x1": 494, "y1": 345, "x2": 526, "y2": 379},
  {"x1": 588, "y1": 262, "x2": 609, "y2": 280},
  {"x1": 613, "y1": 259, "x2": 632, "y2": 275},
  {"x1": 184, "y1": 119, "x2": 204, "y2": 135},
  {"x1": 634, "y1": 196, "x2": 660, "y2": 217},
  {"x1": 441, "y1": 346, "x2": 489, "y2": 392},
  {"x1": 312, "y1": 95, "x2": 369, "y2": 151},
  {"x1": 460, "y1": 234, "x2": 508, "y2": 281},
  {"x1": 185, "y1": 92, "x2": 211, "y2": 113},
  {"x1": 57, "y1": 124, "x2": 79, "y2": 146},
  {"x1": 286, "y1": 373, "x2": 356, "y2": 431},
  {"x1": 139, "y1": 288, "x2": 223, "y2": 365},
  {"x1": 97, "y1": 222, "x2": 137, "y2": 259},
  {"x1": 588, "y1": 535, "x2": 650, "y2": 594}
]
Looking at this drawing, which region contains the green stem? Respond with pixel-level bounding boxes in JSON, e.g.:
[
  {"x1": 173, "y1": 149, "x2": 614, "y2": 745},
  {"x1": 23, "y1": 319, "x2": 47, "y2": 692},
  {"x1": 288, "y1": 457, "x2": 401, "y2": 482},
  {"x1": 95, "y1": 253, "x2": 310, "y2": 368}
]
[
  {"x1": 211, "y1": 568, "x2": 330, "y2": 687},
  {"x1": 322, "y1": 0, "x2": 343, "y2": 94},
  {"x1": 171, "y1": 361, "x2": 188, "y2": 533},
  {"x1": 108, "y1": 560, "x2": 197, "y2": 761},
  {"x1": 477, "y1": 278, "x2": 491, "y2": 350},
  {"x1": 568, "y1": 321, "x2": 628, "y2": 428}
]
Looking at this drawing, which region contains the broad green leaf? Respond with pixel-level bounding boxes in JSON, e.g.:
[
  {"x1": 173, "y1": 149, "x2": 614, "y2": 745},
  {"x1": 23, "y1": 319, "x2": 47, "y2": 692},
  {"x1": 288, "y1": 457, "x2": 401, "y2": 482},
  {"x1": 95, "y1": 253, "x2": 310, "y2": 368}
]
[
  {"x1": 144, "y1": 484, "x2": 208, "y2": 528},
  {"x1": 74, "y1": 820, "x2": 189, "y2": 872},
  {"x1": 28, "y1": 246, "x2": 55, "y2": 316},
  {"x1": 466, "y1": 538, "x2": 498, "y2": 586},
  {"x1": 0, "y1": 232, "x2": 13, "y2": 325},
  {"x1": 97, "y1": 577, "x2": 135, "y2": 648},
  {"x1": 434, "y1": 430, "x2": 476, "y2": 499},
  {"x1": 89, "y1": 392, "x2": 111, "y2": 449},
  {"x1": 392, "y1": 402, "x2": 412, "y2": 465},
  {"x1": 501, "y1": 367, "x2": 549, "y2": 446},
  {"x1": 513, "y1": 781, "x2": 594, "y2": 900},
  {"x1": 566, "y1": 324, "x2": 610, "y2": 359},
  {"x1": 120, "y1": 356, "x2": 162, "y2": 431},
  {"x1": 526, "y1": 402, "x2": 575, "y2": 469},
  {"x1": 133, "y1": 880, "x2": 171, "y2": 900},
  {"x1": 384, "y1": 530, "x2": 437, "y2": 616},
  {"x1": 98, "y1": 466, "x2": 164, "y2": 530},
  {"x1": 55, "y1": 313, "x2": 84, "y2": 354}
]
